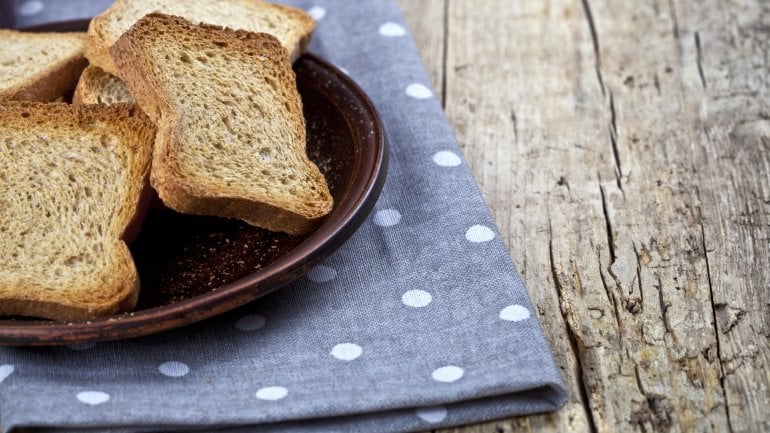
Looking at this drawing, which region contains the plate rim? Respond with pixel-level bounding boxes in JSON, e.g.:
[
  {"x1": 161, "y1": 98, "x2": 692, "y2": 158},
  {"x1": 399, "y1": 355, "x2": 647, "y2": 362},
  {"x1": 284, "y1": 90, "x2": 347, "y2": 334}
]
[{"x1": 0, "y1": 19, "x2": 388, "y2": 345}]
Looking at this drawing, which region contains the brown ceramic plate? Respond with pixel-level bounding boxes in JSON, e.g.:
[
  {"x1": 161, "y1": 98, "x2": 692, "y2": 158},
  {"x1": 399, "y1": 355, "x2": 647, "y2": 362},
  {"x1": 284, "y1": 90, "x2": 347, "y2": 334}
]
[{"x1": 0, "y1": 20, "x2": 387, "y2": 346}]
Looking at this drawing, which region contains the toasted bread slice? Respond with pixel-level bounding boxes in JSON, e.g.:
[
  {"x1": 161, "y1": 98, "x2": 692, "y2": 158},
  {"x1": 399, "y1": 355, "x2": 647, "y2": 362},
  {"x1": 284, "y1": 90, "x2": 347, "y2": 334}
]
[
  {"x1": 111, "y1": 14, "x2": 332, "y2": 235},
  {"x1": 87, "y1": 0, "x2": 315, "y2": 75},
  {"x1": 73, "y1": 65, "x2": 135, "y2": 105},
  {"x1": 0, "y1": 102, "x2": 155, "y2": 321},
  {"x1": 0, "y1": 30, "x2": 88, "y2": 102}
]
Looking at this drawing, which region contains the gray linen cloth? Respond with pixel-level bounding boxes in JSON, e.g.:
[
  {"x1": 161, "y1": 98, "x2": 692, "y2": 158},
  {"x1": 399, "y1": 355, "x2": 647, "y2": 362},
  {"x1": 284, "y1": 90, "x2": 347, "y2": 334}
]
[{"x1": 0, "y1": 1, "x2": 568, "y2": 431}]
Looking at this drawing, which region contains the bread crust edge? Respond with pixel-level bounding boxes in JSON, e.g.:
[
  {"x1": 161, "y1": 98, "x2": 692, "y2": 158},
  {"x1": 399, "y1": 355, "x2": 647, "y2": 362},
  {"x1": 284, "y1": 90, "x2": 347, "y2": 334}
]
[
  {"x1": 0, "y1": 102, "x2": 155, "y2": 321},
  {"x1": 0, "y1": 54, "x2": 87, "y2": 102},
  {"x1": 111, "y1": 14, "x2": 333, "y2": 236}
]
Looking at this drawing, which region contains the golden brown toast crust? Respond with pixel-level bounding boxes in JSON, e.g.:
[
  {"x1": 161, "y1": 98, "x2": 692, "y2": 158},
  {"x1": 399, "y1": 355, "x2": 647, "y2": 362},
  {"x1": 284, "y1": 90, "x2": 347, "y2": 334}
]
[
  {"x1": 0, "y1": 102, "x2": 156, "y2": 321},
  {"x1": 111, "y1": 14, "x2": 332, "y2": 235},
  {"x1": 0, "y1": 31, "x2": 88, "y2": 102},
  {"x1": 86, "y1": 0, "x2": 316, "y2": 74}
]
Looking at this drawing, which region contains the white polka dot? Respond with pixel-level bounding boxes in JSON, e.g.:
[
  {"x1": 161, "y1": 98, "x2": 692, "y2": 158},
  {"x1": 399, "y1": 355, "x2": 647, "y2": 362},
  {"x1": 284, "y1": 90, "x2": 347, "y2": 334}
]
[
  {"x1": 401, "y1": 289, "x2": 432, "y2": 308},
  {"x1": 308, "y1": 265, "x2": 336, "y2": 283},
  {"x1": 432, "y1": 151, "x2": 462, "y2": 167},
  {"x1": 158, "y1": 361, "x2": 190, "y2": 377},
  {"x1": 256, "y1": 386, "x2": 288, "y2": 401},
  {"x1": 67, "y1": 342, "x2": 96, "y2": 351},
  {"x1": 406, "y1": 83, "x2": 433, "y2": 99},
  {"x1": 235, "y1": 314, "x2": 266, "y2": 331},
  {"x1": 18, "y1": 1, "x2": 44, "y2": 16},
  {"x1": 499, "y1": 304, "x2": 531, "y2": 322},
  {"x1": 330, "y1": 343, "x2": 363, "y2": 361},
  {"x1": 465, "y1": 225, "x2": 495, "y2": 243},
  {"x1": 379, "y1": 22, "x2": 406, "y2": 37},
  {"x1": 76, "y1": 391, "x2": 110, "y2": 405},
  {"x1": 374, "y1": 209, "x2": 401, "y2": 227},
  {"x1": 432, "y1": 366, "x2": 464, "y2": 383},
  {"x1": 307, "y1": 6, "x2": 326, "y2": 20},
  {"x1": 0, "y1": 365, "x2": 14, "y2": 383},
  {"x1": 415, "y1": 406, "x2": 448, "y2": 423}
]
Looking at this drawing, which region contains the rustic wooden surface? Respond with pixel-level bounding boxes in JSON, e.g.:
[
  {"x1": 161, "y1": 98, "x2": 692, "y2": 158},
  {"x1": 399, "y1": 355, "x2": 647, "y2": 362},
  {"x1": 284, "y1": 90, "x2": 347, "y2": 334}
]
[{"x1": 397, "y1": 0, "x2": 770, "y2": 432}]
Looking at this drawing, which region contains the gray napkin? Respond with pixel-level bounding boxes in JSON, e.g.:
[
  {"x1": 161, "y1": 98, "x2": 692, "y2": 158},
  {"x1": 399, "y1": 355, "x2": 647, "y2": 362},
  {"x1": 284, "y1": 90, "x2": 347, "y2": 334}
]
[{"x1": 0, "y1": 1, "x2": 567, "y2": 431}]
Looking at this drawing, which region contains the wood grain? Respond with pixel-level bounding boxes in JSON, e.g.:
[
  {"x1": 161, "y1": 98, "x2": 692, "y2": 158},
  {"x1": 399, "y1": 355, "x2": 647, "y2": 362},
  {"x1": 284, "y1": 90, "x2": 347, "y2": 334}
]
[{"x1": 398, "y1": 0, "x2": 770, "y2": 432}]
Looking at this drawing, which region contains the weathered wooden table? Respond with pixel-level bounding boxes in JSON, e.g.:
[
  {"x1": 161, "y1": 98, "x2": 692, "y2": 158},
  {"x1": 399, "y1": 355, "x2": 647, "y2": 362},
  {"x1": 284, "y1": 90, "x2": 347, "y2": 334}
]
[{"x1": 397, "y1": 1, "x2": 770, "y2": 432}]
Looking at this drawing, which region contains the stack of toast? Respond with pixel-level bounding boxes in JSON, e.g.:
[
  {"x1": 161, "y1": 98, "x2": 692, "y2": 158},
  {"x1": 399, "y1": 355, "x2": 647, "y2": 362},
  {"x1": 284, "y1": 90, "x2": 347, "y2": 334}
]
[{"x1": 0, "y1": 0, "x2": 333, "y2": 322}]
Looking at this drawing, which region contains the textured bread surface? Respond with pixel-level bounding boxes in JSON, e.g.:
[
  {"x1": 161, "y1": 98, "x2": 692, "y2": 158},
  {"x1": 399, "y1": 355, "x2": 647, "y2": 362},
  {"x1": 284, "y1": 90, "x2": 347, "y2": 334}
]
[
  {"x1": 111, "y1": 14, "x2": 332, "y2": 235},
  {"x1": 73, "y1": 65, "x2": 135, "y2": 105},
  {"x1": 0, "y1": 30, "x2": 88, "y2": 102},
  {"x1": 87, "y1": 0, "x2": 315, "y2": 75},
  {"x1": 0, "y1": 102, "x2": 156, "y2": 321}
]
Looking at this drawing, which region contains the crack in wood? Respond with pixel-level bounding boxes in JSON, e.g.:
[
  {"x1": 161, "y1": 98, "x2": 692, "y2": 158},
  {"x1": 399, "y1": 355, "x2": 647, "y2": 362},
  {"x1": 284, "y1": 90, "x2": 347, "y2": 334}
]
[
  {"x1": 548, "y1": 213, "x2": 599, "y2": 433},
  {"x1": 630, "y1": 393, "x2": 675, "y2": 432},
  {"x1": 580, "y1": 0, "x2": 606, "y2": 95},
  {"x1": 698, "y1": 196, "x2": 735, "y2": 433},
  {"x1": 715, "y1": 304, "x2": 748, "y2": 334},
  {"x1": 608, "y1": 90, "x2": 625, "y2": 193},
  {"x1": 694, "y1": 31, "x2": 707, "y2": 88},
  {"x1": 655, "y1": 274, "x2": 673, "y2": 336},
  {"x1": 509, "y1": 109, "x2": 518, "y2": 145},
  {"x1": 634, "y1": 364, "x2": 646, "y2": 394},
  {"x1": 631, "y1": 364, "x2": 675, "y2": 433},
  {"x1": 631, "y1": 242, "x2": 644, "y2": 313},
  {"x1": 668, "y1": 0, "x2": 680, "y2": 38},
  {"x1": 596, "y1": 248, "x2": 624, "y2": 349},
  {"x1": 598, "y1": 179, "x2": 617, "y2": 264}
]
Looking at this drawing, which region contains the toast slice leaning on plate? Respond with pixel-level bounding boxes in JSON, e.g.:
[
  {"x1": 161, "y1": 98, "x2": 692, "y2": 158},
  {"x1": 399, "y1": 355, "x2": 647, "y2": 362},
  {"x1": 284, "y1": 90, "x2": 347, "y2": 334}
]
[
  {"x1": 0, "y1": 30, "x2": 88, "y2": 102},
  {"x1": 73, "y1": 65, "x2": 136, "y2": 105},
  {"x1": 111, "y1": 14, "x2": 333, "y2": 235},
  {"x1": 87, "y1": 0, "x2": 316, "y2": 75},
  {"x1": 0, "y1": 102, "x2": 155, "y2": 321}
]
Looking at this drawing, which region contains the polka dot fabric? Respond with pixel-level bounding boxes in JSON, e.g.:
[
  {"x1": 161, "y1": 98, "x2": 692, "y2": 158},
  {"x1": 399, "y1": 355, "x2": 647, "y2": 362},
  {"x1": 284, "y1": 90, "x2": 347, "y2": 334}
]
[
  {"x1": 18, "y1": 1, "x2": 44, "y2": 16},
  {"x1": 0, "y1": 1, "x2": 566, "y2": 432}
]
